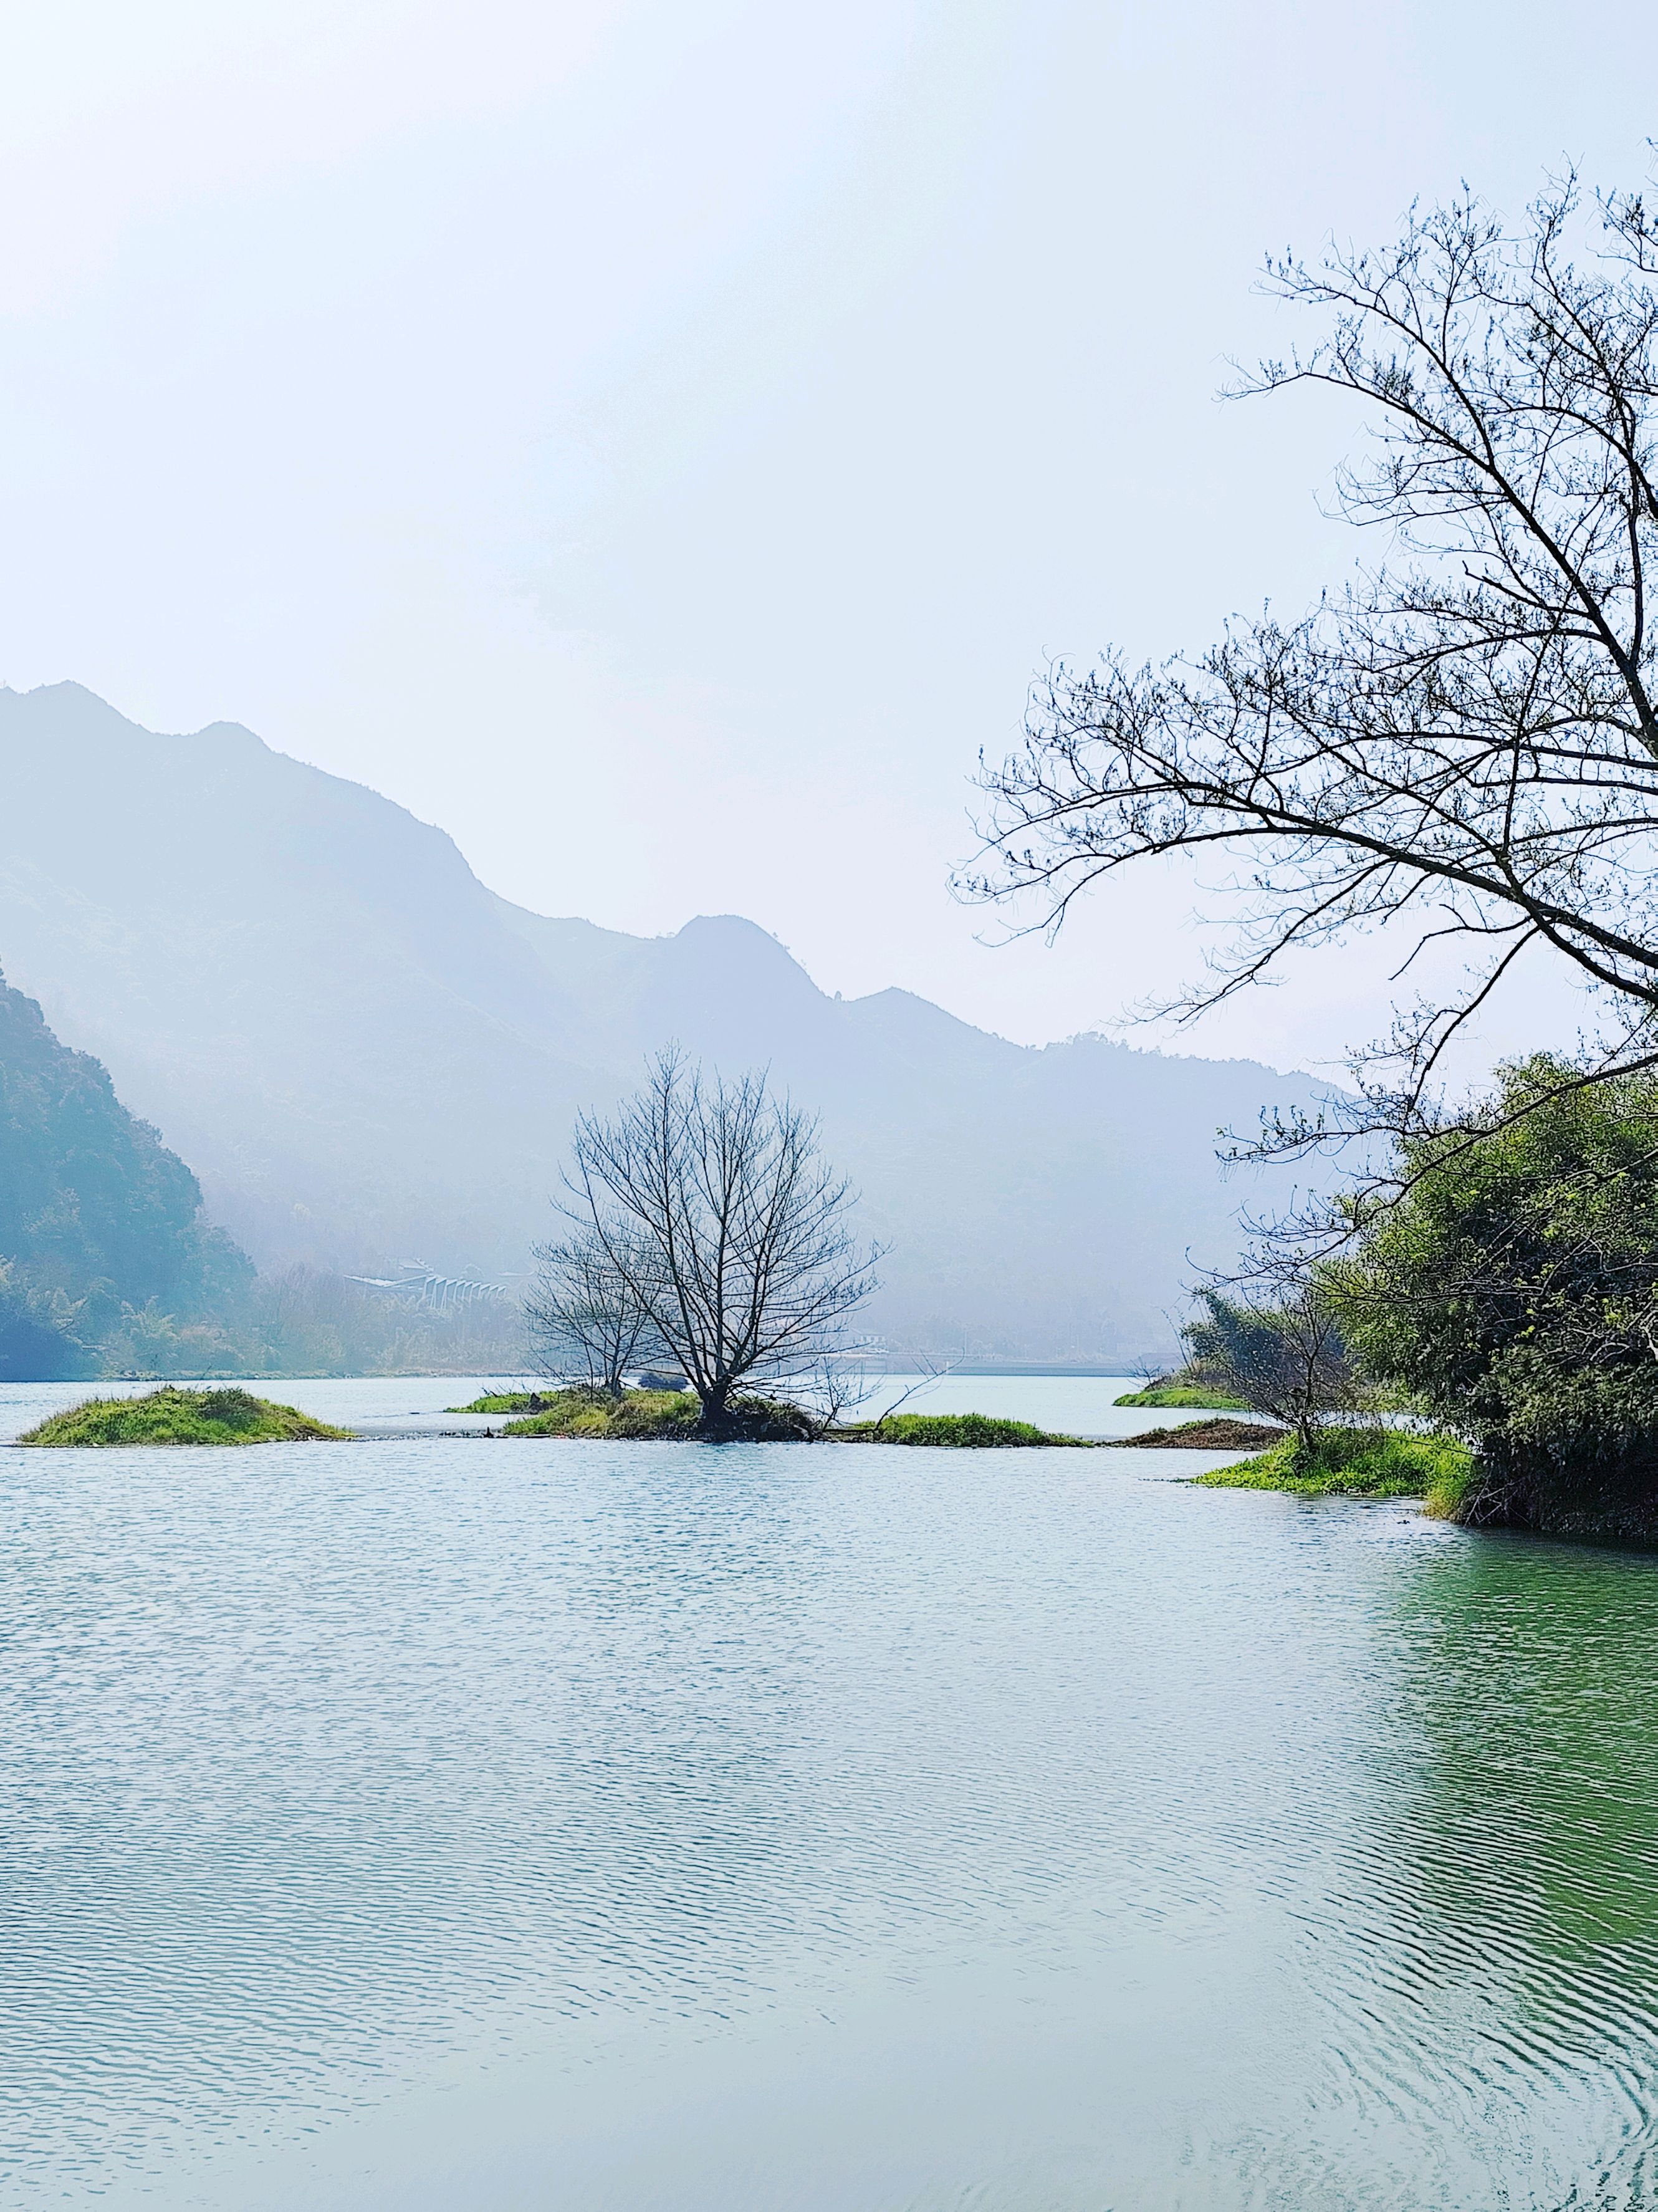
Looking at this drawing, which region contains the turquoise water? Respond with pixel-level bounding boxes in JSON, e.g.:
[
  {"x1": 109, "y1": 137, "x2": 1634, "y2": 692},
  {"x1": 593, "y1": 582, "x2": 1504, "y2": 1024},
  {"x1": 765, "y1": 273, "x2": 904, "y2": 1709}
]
[{"x1": 4, "y1": 1376, "x2": 1658, "y2": 2208}]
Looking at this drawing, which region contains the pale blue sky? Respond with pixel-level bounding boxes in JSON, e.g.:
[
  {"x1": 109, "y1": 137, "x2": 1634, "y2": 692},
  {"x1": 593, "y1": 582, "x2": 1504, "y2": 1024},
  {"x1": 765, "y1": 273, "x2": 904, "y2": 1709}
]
[{"x1": 2, "y1": 0, "x2": 1655, "y2": 1069}]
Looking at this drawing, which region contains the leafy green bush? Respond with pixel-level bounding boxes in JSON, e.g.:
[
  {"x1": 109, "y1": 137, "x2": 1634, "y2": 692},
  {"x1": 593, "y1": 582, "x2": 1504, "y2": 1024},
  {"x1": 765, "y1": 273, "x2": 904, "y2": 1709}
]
[
  {"x1": 19, "y1": 1387, "x2": 350, "y2": 1447},
  {"x1": 1336, "y1": 1056, "x2": 1658, "y2": 1532},
  {"x1": 1197, "y1": 1423, "x2": 1472, "y2": 1506}
]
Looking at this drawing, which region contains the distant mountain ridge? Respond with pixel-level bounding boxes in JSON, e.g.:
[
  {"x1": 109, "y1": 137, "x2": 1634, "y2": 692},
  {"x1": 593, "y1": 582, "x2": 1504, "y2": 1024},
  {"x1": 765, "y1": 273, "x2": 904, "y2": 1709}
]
[{"x1": 0, "y1": 682, "x2": 1334, "y2": 1360}]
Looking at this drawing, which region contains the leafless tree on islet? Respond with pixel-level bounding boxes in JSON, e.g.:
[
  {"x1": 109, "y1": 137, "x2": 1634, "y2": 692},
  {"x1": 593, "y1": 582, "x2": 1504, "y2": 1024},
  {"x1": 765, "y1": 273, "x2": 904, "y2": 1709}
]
[{"x1": 552, "y1": 1049, "x2": 881, "y2": 1435}]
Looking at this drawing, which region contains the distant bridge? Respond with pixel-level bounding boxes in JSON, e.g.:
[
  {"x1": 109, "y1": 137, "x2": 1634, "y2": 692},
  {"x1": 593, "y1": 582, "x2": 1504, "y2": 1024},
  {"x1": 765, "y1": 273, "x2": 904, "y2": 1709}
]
[{"x1": 346, "y1": 1262, "x2": 519, "y2": 1314}]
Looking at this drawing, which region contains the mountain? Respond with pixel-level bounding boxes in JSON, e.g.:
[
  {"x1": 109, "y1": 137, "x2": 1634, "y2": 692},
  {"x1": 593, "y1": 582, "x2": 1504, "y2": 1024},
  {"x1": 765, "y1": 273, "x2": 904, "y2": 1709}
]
[
  {"x1": 0, "y1": 682, "x2": 1334, "y2": 1362},
  {"x1": 0, "y1": 967, "x2": 252, "y2": 1378}
]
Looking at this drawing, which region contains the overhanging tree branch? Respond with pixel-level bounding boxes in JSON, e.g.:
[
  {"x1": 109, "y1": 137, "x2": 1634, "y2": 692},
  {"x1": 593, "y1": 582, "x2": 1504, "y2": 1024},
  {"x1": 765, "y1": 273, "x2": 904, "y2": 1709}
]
[{"x1": 964, "y1": 173, "x2": 1658, "y2": 1158}]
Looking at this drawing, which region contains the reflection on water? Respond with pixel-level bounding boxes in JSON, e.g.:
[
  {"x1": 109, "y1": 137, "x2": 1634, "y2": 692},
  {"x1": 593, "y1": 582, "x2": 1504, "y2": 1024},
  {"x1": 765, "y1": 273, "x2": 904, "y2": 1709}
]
[
  {"x1": 2, "y1": 1388, "x2": 1657, "y2": 2208},
  {"x1": 1315, "y1": 1537, "x2": 1658, "y2": 2208}
]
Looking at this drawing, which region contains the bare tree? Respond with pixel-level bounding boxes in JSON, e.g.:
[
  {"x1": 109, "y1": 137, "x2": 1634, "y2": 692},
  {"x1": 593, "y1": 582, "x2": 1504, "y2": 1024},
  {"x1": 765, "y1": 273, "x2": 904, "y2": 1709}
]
[
  {"x1": 525, "y1": 1224, "x2": 657, "y2": 1397},
  {"x1": 868, "y1": 1351, "x2": 963, "y2": 1435},
  {"x1": 565, "y1": 1051, "x2": 881, "y2": 1435},
  {"x1": 967, "y1": 173, "x2": 1658, "y2": 1165},
  {"x1": 1182, "y1": 1274, "x2": 1362, "y2": 1451},
  {"x1": 788, "y1": 1352, "x2": 880, "y2": 1440}
]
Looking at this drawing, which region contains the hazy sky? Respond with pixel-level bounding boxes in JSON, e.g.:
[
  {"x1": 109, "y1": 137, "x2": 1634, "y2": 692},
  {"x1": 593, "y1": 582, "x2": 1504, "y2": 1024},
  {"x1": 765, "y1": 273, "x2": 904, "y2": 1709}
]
[{"x1": 4, "y1": 1, "x2": 1657, "y2": 1069}]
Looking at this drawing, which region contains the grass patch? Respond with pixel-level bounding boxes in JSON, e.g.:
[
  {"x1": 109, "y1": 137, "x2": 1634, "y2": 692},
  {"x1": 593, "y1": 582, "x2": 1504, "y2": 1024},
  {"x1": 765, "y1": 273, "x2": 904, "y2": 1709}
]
[
  {"x1": 451, "y1": 1391, "x2": 557, "y2": 1414},
  {"x1": 1196, "y1": 1423, "x2": 1472, "y2": 1506},
  {"x1": 503, "y1": 1387, "x2": 707, "y2": 1439},
  {"x1": 19, "y1": 1387, "x2": 350, "y2": 1448},
  {"x1": 1114, "y1": 1379, "x2": 1250, "y2": 1410},
  {"x1": 838, "y1": 1411, "x2": 1098, "y2": 1448}
]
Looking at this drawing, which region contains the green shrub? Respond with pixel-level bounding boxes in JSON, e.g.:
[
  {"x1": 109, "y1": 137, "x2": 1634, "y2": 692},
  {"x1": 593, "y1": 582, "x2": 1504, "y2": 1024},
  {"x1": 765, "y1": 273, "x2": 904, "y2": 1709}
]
[
  {"x1": 20, "y1": 1386, "x2": 350, "y2": 1447},
  {"x1": 1335, "y1": 1056, "x2": 1658, "y2": 1532}
]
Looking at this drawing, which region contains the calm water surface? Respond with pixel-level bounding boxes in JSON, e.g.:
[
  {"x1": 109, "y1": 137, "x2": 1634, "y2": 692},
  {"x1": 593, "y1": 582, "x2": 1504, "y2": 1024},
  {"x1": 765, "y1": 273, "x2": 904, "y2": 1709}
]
[{"x1": 3, "y1": 1375, "x2": 1657, "y2": 2208}]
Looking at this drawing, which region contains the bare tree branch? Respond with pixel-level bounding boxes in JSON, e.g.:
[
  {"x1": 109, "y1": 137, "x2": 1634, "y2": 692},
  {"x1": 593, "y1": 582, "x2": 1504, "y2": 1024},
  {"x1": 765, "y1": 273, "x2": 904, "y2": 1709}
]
[
  {"x1": 525, "y1": 1224, "x2": 658, "y2": 1396},
  {"x1": 965, "y1": 174, "x2": 1658, "y2": 1162}
]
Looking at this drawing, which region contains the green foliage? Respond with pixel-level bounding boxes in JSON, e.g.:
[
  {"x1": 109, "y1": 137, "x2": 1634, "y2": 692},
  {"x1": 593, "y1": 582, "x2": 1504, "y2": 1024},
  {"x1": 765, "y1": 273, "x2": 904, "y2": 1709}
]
[
  {"x1": 96, "y1": 1299, "x2": 250, "y2": 1379},
  {"x1": 0, "y1": 981, "x2": 528, "y2": 1381},
  {"x1": 1337, "y1": 1056, "x2": 1658, "y2": 1530},
  {"x1": 1197, "y1": 1423, "x2": 1473, "y2": 1506},
  {"x1": 1114, "y1": 1377, "x2": 1250, "y2": 1409},
  {"x1": 19, "y1": 1386, "x2": 350, "y2": 1448},
  {"x1": 451, "y1": 1392, "x2": 544, "y2": 1413}
]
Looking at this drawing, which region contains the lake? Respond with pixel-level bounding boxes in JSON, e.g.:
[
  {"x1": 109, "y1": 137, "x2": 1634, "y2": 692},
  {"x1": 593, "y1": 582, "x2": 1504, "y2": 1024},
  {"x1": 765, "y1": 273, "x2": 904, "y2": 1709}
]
[{"x1": 4, "y1": 1374, "x2": 1658, "y2": 2208}]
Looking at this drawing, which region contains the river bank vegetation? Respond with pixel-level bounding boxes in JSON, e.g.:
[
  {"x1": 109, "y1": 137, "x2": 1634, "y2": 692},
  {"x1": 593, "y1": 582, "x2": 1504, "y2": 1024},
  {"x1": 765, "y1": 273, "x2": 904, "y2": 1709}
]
[
  {"x1": 1331, "y1": 1064, "x2": 1658, "y2": 1541},
  {"x1": 1197, "y1": 1425, "x2": 1473, "y2": 1508},
  {"x1": 0, "y1": 970, "x2": 532, "y2": 1383},
  {"x1": 1144, "y1": 1059, "x2": 1658, "y2": 1536},
  {"x1": 832, "y1": 1411, "x2": 1094, "y2": 1446}
]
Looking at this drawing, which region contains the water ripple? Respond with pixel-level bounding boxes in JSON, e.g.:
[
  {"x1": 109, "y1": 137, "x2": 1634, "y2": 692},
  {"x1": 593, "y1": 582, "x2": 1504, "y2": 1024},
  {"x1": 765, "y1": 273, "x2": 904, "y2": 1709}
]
[{"x1": 2, "y1": 1420, "x2": 1657, "y2": 2206}]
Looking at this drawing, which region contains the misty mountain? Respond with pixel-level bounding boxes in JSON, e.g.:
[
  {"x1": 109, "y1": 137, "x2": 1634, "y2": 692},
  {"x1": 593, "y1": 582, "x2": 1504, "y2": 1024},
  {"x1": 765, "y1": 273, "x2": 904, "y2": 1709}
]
[
  {"x1": 0, "y1": 682, "x2": 1334, "y2": 1361},
  {"x1": 0, "y1": 966, "x2": 252, "y2": 1377}
]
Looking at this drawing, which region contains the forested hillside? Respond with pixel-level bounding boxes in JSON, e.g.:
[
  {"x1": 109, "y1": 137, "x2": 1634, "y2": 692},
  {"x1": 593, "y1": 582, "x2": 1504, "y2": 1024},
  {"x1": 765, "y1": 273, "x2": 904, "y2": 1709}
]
[{"x1": 0, "y1": 972, "x2": 252, "y2": 1378}]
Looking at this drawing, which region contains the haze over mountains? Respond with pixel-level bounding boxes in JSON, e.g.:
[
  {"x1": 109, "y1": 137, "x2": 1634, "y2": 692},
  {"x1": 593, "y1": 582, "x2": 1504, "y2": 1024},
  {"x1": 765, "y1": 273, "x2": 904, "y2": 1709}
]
[{"x1": 0, "y1": 683, "x2": 1334, "y2": 1361}]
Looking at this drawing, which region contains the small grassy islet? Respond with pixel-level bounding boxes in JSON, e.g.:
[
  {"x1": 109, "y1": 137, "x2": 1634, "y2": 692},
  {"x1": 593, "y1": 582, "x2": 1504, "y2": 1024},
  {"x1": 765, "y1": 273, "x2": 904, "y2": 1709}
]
[
  {"x1": 1113, "y1": 1379, "x2": 1250, "y2": 1410},
  {"x1": 19, "y1": 1386, "x2": 350, "y2": 1448}
]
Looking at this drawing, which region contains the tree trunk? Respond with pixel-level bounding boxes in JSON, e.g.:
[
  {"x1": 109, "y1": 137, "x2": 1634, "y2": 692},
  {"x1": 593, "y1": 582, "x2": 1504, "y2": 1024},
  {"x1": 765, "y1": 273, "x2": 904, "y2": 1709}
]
[{"x1": 696, "y1": 1382, "x2": 735, "y2": 1437}]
